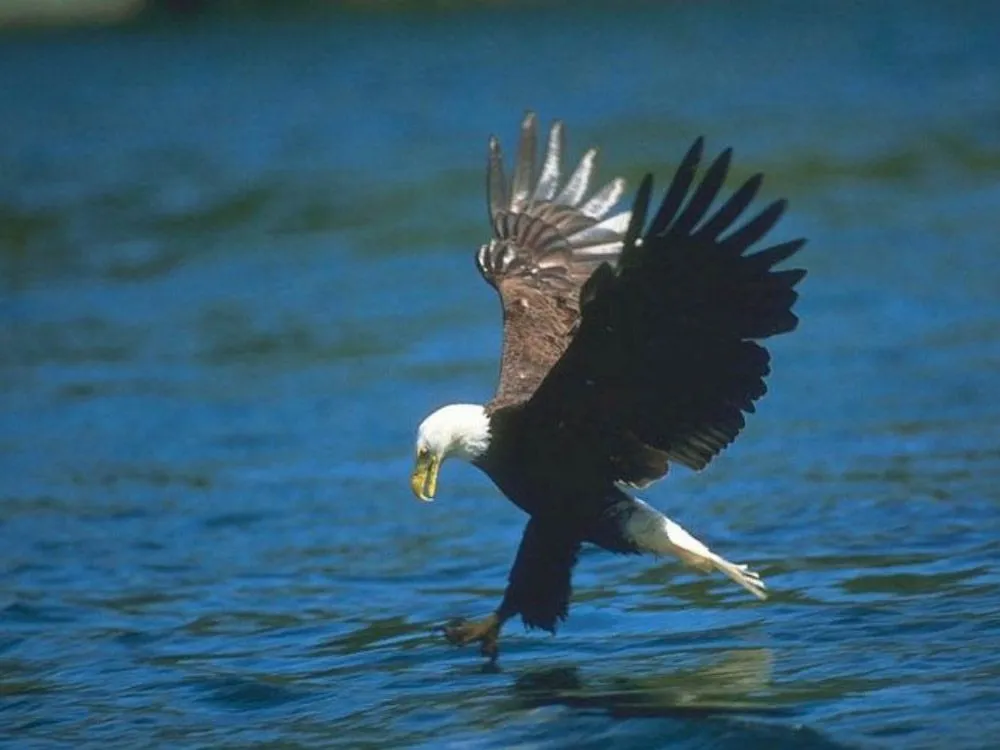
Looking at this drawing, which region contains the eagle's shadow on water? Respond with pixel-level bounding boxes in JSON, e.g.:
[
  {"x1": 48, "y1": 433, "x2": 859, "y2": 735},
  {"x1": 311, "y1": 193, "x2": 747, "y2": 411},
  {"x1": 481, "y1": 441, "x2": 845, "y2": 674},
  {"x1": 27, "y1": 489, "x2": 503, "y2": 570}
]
[{"x1": 505, "y1": 649, "x2": 853, "y2": 750}]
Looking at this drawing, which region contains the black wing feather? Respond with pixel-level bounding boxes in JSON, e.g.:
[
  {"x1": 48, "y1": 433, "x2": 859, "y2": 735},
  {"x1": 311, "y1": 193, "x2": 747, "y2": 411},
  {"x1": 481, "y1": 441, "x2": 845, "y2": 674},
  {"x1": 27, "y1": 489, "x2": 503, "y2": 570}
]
[
  {"x1": 697, "y1": 172, "x2": 762, "y2": 240},
  {"x1": 647, "y1": 137, "x2": 703, "y2": 236},
  {"x1": 619, "y1": 174, "x2": 653, "y2": 272},
  {"x1": 524, "y1": 138, "x2": 806, "y2": 474},
  {"x1": 744, "y1": 238, "x2": 807, "y2": 273},
  {"x1": 720, "y1": 199, "x2": 787, "y2": 255},
  {"x1": 671, "y1": 147, "x2": 731, "y2": 236}
]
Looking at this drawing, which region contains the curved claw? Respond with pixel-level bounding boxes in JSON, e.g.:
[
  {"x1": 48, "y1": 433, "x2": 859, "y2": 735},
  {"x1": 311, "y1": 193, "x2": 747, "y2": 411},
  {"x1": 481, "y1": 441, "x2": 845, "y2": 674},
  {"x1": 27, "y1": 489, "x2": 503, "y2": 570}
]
[
  {"x1": 441, "y1": 618, "x2": 470, "y2": 644},
  {"x1": 442, "y1": 613, "x2": 501, "y2": 661},
  {"x1": 479, "y1": 633, "x2": 499, "y2": 661}
]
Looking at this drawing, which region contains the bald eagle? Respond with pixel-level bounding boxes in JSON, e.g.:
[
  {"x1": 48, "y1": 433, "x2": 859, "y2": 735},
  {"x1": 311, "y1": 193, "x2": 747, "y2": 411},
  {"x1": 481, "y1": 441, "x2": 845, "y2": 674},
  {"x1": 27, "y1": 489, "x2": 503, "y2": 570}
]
[{"x1": 411, "y1": 113, "x2": 805, "y2": 660}]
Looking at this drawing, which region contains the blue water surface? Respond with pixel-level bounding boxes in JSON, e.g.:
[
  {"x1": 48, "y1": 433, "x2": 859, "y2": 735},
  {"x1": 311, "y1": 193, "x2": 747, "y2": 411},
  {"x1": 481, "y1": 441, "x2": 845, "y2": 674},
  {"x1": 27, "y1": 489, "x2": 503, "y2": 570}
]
[{"x1": 1, "y1": 2, "x2": 999, "y2": 748}]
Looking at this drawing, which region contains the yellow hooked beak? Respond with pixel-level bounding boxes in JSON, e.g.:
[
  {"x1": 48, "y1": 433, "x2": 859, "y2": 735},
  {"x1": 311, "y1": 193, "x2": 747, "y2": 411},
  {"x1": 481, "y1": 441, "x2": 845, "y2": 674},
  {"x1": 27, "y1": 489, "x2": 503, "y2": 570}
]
[{"x1": 410, "y1": 449, "x2": 441, "y2": 502}]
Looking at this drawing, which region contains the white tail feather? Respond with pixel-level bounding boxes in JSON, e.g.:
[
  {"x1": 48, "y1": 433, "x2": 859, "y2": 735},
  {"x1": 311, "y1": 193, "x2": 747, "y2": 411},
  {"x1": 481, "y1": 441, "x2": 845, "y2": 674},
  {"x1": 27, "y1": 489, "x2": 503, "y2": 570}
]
[{"x1": 625, "y1": 499, "x2": 768, "y2": 600}]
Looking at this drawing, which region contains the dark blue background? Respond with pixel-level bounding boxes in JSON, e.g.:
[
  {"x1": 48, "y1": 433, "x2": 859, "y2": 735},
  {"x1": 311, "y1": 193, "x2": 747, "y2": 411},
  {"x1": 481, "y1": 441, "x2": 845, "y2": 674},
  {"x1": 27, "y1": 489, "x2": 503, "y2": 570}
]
[{"x1": 1, "y1": 2, "x2": 999, "y2": 747}]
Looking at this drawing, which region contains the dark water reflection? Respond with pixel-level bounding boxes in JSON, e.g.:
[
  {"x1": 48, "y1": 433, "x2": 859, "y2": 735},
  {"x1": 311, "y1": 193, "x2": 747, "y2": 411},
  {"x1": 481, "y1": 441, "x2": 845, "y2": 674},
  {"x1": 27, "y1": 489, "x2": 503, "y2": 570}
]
[{"x1": 2, "y1": 2, "x2": 1000, "y2": 748}]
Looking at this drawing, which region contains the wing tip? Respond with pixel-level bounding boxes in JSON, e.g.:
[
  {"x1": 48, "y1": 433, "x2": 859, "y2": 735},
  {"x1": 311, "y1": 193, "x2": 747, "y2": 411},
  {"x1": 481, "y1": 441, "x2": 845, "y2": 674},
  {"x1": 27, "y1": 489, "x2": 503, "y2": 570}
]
[{"x1": 621, "y1": 173, "x2": 654, "y2": 261}]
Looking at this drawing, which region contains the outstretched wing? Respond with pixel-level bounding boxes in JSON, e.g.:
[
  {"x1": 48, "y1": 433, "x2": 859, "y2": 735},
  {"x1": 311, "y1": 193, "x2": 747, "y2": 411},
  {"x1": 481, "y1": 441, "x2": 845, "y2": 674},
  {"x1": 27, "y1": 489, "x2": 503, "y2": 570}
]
[
  {"x1": 477, "y1": 113, "x2": 630, "y2": 412},
  {"x1": 524, "y1": 138, "x2": 806, "y2": 484}
]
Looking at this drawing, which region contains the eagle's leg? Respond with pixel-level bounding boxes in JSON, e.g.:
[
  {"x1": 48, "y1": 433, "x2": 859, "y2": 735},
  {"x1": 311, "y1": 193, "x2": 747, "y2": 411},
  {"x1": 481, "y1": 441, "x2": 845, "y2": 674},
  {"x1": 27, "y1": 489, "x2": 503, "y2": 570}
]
[
  {"x1": 443, "y1": 612, "x2": 506, "y2": 660},
  {"x1": 441, "y1": 518, "x2": 580, "y2": 662}
]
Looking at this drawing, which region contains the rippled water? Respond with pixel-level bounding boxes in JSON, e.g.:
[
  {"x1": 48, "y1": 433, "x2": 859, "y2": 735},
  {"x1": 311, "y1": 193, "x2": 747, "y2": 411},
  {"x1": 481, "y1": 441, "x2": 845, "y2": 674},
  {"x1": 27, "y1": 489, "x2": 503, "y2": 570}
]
[{"x1": 2, "y1": 2, "x2": 1000, "y2": 748}]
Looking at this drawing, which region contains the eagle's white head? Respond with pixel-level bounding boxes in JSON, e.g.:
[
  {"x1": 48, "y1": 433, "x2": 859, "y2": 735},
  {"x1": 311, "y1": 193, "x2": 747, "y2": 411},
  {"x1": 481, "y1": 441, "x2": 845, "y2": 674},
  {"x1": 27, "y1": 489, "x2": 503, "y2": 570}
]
[{"x1": 411, "y1": 403, "x2": 491, "y2": 501}]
